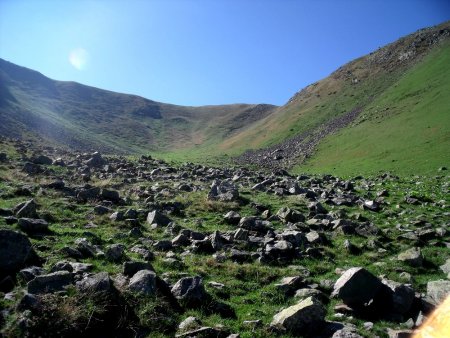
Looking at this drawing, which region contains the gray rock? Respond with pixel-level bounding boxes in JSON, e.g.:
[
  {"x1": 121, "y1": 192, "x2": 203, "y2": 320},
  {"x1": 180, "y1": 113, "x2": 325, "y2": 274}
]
[
  {"x1": 175, "y1": 327, "x2": 228, "y2": 338},
  {"x1": 207, "y1": 180, "x2": 239, "y2": 202},
  {"x1": 123, "y1": 261, "x2": 154, "y2": 277},
  {"x1": 19, "y1": 266, "x2": 44, "y2": 282},
  {"x1": 275, "y1": 276, "x2": 306, "y2": 295},
  {"x1": 426, "y1": 280, "x2": 450, "y2": 305},
  {"x1": 86, "y1": 152, "x2": 106, "y2": 167},
  {"x1": 271, "y1": 296, "x2": 326, "y2": 335},
  {"x1": 22, "y1": 162, "x2": 43, "y2": 175},
  {"x1": 387, "y1": 329, "x2": 413, "y2": 338},
  {"x1": 75, "y1": 238, "x2": 99, "y2": 257},
  {"x1": 69, "y1": 262, "x2": 93, "y2": 274},
  {"x1": 94, "y1": 205, "x2": 111, "y2": 215},
  {"x1": 110, "y1": 211, "x2": 124, "y2": 221},
  {"x1": 27, "y1": 271, "x2": 73, "y2": 294},
  {"x1": 105, "y1": 244, "x2": 126, "y2": 262},
  {"x1": 440, "y1": 258, "x2": 450, "y2": 275},
  {"x1": 76, "y1": 272, "x2": 113, "y2": 293},
  {"x1": 276, "y1": 207, "x2": 305, "y2": 223},
  {"x1": 18, "y1": 218, "x2": 49, "y2": 234},
  {"x1": 331, "y1": 267, "x2": 385, "y2": 309},
  {"x1": 382, "y1": 279, "x2": 415, "y2": 315},
  {"x1": 100, "y1": 189, "x2": 120, "y2": 203},
  {"x1": 223, "y1": 211, "x2": 241, "y2": 225},
  {"x1": 50, "y1": 261, "x2": 74, "y2": 273},
  {"x1": 128, "y1": 270, "x2": 156, "y2": 295},
  {"x1": 147, "y1": 210, "x2": 171, "y2": 227},
  {"x1": 398, "y1": 247, "x2": 423, "y2": 267},
  {"x1": 15, "y1": 199, "x2": 38, "y2": 218},
  {"x1": 0, "y1": 230, "x2": 39, "y2": 274},
  {"x1": 171, "y1": 276, "x2": 206, "y2": 306},
  {"x1": 32, "y1": 155, "x2": 52, "y2": 165},
  {"x1": 178, "y1": 316, "x2": 202, "y2": 331},
  {"x1": 332, "y1": 326, "x2": 364, "y2": 338},
  {"x1": 77, "y1": 187, "x2": 100, "y2": 202}
]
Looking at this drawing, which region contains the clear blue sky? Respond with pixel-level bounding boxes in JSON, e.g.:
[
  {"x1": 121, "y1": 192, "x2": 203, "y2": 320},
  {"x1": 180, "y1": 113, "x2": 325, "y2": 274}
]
[{"x1": 1, "y1": 0, "x2": 449, "y2": 106}]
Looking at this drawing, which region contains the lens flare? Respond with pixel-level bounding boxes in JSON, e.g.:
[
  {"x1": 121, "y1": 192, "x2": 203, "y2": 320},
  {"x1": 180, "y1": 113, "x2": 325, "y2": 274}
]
[
  {"x1": 69, "y1": 48, "x2": 89, "y2": 70},
  {"x1": 413, "y1": 295, "x2": 450, "y2": 338}
]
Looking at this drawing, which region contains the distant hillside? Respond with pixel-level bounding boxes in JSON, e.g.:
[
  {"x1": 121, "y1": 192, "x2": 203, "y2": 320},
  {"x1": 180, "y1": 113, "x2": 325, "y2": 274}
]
[
  {"x1": 0, "y1": 59, "x2": 276, "y2": 153},
  {"x1": 231, "y1": 21, "x2": 450, "y2": 174}
]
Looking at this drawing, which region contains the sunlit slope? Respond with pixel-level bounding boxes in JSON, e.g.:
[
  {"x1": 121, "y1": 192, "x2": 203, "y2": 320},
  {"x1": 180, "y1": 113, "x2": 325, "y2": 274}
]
[
  {"x1": 294, "y1": 42, "x2": 450, "y2": 175},
  {"x1": 218, "y1": 21, "x2": 450, "y2": 158}
]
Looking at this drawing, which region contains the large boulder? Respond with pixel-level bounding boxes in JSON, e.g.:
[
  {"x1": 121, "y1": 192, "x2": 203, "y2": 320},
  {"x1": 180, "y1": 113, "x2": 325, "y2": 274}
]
[
  {"x1": 32, "y1": 155, "x2": 53, "y2": 165},
  {"x1": 76, "y1": 272, "x2": 114, "y2": 294},
  {"x1": 15, "y1": 199, "x2": 38, "y2": 218},
  {"x1": 0, "y1": 230, "x2": 40, "y2": 276},
  {"x1": 147, "y1": 210, "x2": 171, "y2": 227},
  {"x1": 276, "y1": 207, "x2": 305, "y2": 223},
  {"x1": 171, "y1": 276, "x2": 207, "y2": 307},
  {"x1": 207, "y1": 180, "x2": 239, "y2": 202},
  {"x1": 77, "y1": 187, "x2": 101, "y2": 202},
  {"x1": 331, "y1": 267, "x2": 388, "y2": 311},
  {"x1": 382, "y1": 279, "x2": 415, "y2": 316},
  {"x1": 27, "y1": 271, "x2": 73, "y2": 294},
  {"x1": 86, "y1": 152, "x2": 106, "y2": 168},
  {"x1": 18, "y1": 218, "x2": 49, "y2": 234},
  {"x1": 271, "y1": 296, "x2": 326, "y2": 335},
  {"x1": 128, "y1": 270, "x2": 157, "y2": 295},
  {"x1": 397, "y1": 247, "x2": 423, "y2": 267},
  {"x1": 100, "y1": 189, "x2": 121, "y2": 203},
  {"x1": 426, "y1": 280, "x2": 450, "y2": 305}
]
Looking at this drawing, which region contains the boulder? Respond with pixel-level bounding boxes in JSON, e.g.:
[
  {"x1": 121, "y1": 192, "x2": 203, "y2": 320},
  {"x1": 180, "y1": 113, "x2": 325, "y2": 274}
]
[
  {"x1": 123, "y1": 261, "x2": 154, "y2": 277},
  {"x1": 271, "y1": 296, "x2": 326, "y2": 335},
  {"x1": 27, "y1": 271, "x2": 73, "y2": 294},
  {"x1": 32, "y1": 155, "x2": 53, "y2": 165},
  {"x1": 77, "y1": 187, "x2": 100, "y2": 202},
  {"x1": 100, "y1": 189, "x2": 120, "y2": 203},
  {"x1": 207, "y1": 180, "x2": 239, "y2": 202},
  {"x1": 18, "y1": 218, "x2": 49, "y2": 234},
  {"x1": 223, "y1": 211, "x2": 241, "y2": 225},
  {"x1": 128, "y1": 270, "x2": 157, "y2": 295},
  {"x1": 147, "y1": 210, "x2": 171, "y2": 227},
  {"x1": 276, "y1": 207, "x2": 305, "y2": 223},
  {"x1": 0, "y1": 230, "x2": 40, "y2": 275},
  {"x1": 382, "y1": 279, "x2": 415, "y2": 315},
  {"x1": 331, "y1": 267, "x2": 387, "y2": 310},
  {"x1": 426, "y1": 280, "x2": 450, "y2": 305},
  {"x1": 171, "y1": 276, "x2": 207, "y2": 307},
  {"x1": 105, "y1": 244, "x2": 126, "y2": 262},
  {"x1": 76, "y1": 272, "x2": 114, "y2": 294},
  {"x1": 86, "y1": 152, "x2": 106, "y2": 167},
  {"x1": 15, "y1": 199, "x2": 38, "y2": 218},
  {"x1": 398, "y1": 247, "x2": 423, "y2": 267}
]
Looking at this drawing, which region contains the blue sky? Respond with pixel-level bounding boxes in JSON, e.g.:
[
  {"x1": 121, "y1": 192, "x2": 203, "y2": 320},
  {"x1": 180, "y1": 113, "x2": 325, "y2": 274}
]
[{"x1": 1, "y1": 0, "x2": 449, "y2": 106}]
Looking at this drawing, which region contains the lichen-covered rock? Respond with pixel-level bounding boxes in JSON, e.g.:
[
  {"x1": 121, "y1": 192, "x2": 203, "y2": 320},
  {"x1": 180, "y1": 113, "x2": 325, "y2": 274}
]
[{"x1": 271, "y1": 296, "x2": 326, "y2": 335}]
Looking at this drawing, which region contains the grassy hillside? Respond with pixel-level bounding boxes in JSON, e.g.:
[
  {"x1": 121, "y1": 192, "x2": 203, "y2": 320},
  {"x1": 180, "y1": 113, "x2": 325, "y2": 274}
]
[
  {"x1": 0, "y1": 59, "x2": 276, "y2": 154},
  {"x1": 294, "y1": 42, "x2": 450, "y2": 176},
  {"x1": 222, "y1": 22, "x2": 449, "y2": 153}
]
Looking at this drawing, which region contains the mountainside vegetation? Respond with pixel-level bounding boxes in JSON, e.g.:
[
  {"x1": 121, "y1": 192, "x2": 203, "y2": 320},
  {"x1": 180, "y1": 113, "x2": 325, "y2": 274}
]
[{"x1": 0, "y1": 21, "x2": 449, "y2": 174}]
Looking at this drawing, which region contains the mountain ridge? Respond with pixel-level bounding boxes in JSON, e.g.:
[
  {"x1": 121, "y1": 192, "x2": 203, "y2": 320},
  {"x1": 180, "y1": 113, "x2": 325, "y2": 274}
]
[{"x1": 1, "y1": 20, "x2": 449, "y2": 174}]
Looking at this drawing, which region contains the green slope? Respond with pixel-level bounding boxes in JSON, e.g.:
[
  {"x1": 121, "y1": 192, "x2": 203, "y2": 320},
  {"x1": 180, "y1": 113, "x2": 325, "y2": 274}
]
[{"x1": 294, "y1": 42, "x2": 450, "y2": 175}]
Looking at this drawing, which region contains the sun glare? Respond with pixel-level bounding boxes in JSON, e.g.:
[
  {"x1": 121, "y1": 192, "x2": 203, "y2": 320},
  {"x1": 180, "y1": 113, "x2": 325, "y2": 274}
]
[
  {"x1": 413, "y1": 296, "x2": 450, "y2": 338},
  {"x1": 69, "y1": 48, "x2": 89, "y2": 70}
]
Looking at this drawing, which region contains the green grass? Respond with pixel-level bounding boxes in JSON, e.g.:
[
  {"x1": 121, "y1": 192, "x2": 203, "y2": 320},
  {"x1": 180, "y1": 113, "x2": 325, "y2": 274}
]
[{"x1": 294, "y1": 43, "x2": 450, "y2": 176}]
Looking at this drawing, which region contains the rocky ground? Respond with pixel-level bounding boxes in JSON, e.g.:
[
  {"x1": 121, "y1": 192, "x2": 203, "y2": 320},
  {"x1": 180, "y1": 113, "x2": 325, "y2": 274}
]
[
  {"x1": 0, "y1": 137, "x2": 449, "y2": 337},
  {"x1": 235, "y1": 106, "x2": 363, "y2": 170}
]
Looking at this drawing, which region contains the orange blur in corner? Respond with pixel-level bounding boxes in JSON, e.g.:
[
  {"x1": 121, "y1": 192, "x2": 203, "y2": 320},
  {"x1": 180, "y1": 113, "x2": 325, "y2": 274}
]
[{"x1": 413, "y1": 295, "x2": 450, "y2": 338}]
